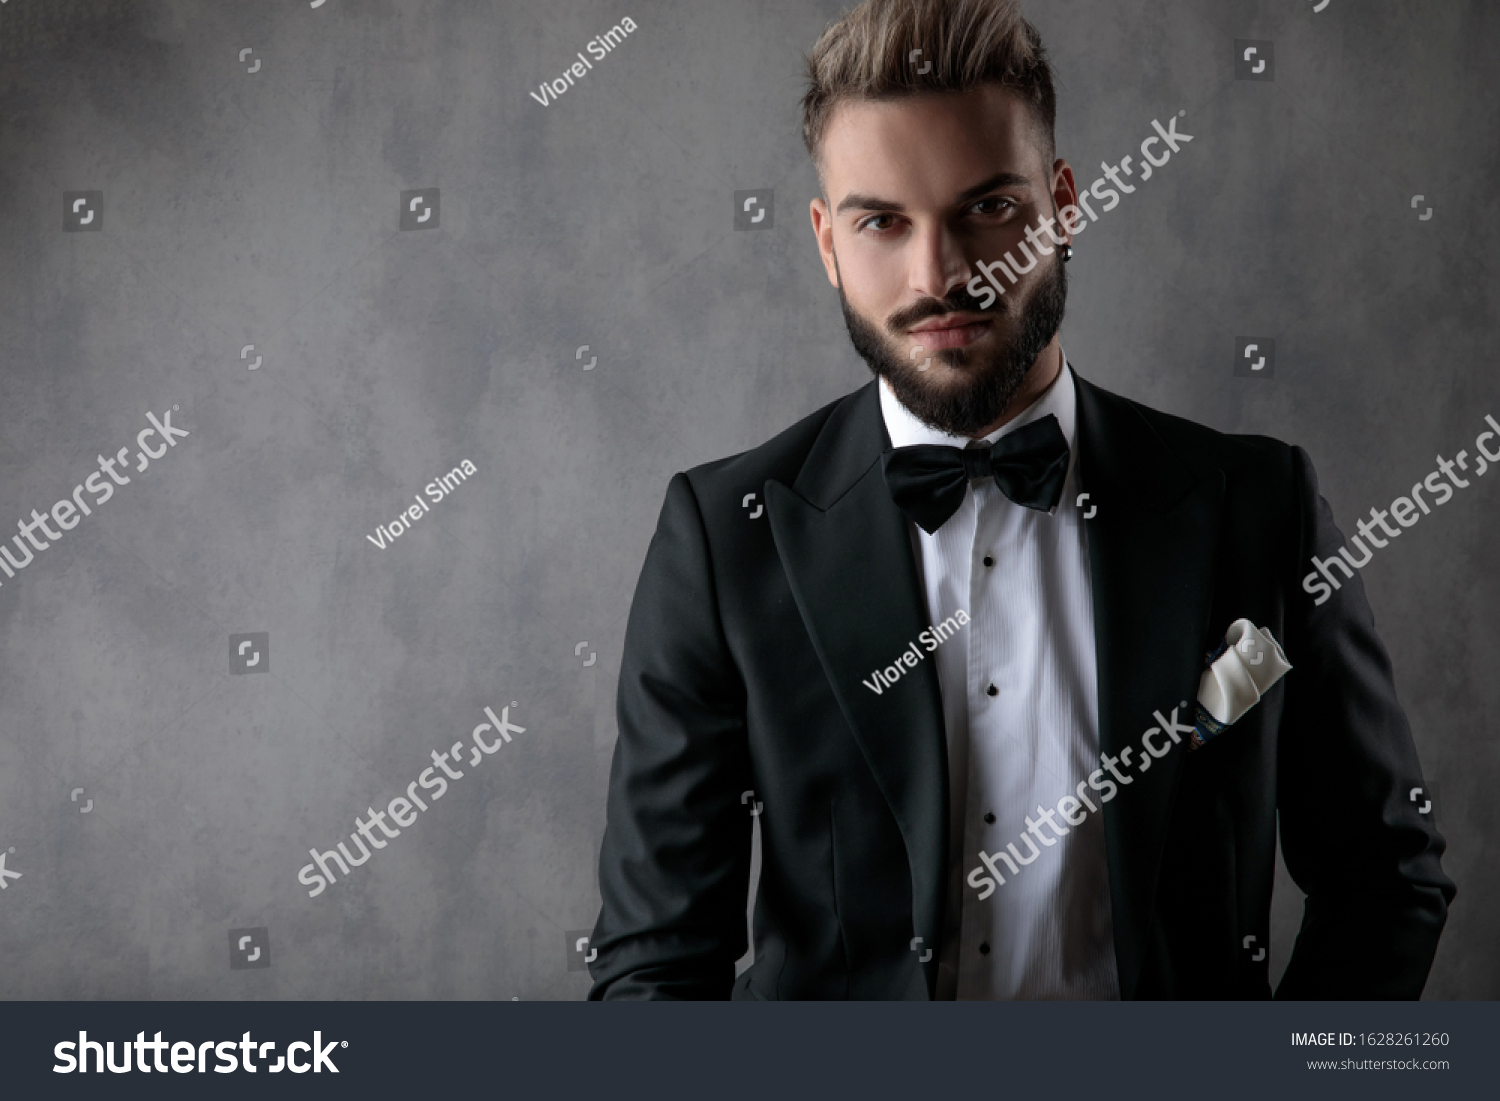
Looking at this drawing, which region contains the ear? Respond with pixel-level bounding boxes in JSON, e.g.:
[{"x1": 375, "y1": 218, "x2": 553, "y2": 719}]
[
  {"x1": 809, "y1": 196, "x2": 841, "y2": 288},
  {"x1": 1051, "y1": 159, "x2": 1079, "y2": 243}
]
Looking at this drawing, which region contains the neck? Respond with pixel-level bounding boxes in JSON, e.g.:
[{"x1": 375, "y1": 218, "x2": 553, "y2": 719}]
[{"x1": 968, "y1": 341, "x2": 1063, "y2": 440}]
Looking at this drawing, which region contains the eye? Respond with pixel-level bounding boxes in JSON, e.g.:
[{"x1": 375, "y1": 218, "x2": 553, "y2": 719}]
[
  {"x1": 857, "y1": 212, "x2": 900, "y2": 233},
  {"x1": 970, "y1": 196, "x2": 1015, "y2": 216}
]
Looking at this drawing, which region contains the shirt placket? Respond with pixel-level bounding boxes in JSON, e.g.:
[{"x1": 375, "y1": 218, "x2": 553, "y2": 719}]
[{"x1": 958, "y1": 479, "x2": 1008, "y2": 992}]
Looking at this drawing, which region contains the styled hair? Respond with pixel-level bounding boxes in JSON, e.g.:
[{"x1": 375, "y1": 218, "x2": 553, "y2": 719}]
[{"x1": 800, "y1": 0, "x2": 1057, "y2": 174}]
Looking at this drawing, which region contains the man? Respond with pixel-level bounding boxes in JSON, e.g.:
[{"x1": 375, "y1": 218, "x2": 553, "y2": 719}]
[{"x1": 587, "y1": 0, "x2": 1454, "y2": 999}]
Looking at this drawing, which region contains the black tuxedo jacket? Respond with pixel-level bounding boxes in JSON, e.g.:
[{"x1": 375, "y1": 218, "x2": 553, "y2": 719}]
[{"x1": 588, "y1": 372, "x2": 1454, "y2": 1000}]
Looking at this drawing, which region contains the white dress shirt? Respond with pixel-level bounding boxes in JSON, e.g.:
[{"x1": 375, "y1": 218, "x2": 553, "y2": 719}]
[{"x1": 878, "y1": 355, "x2": 1120, "y2": 1000}]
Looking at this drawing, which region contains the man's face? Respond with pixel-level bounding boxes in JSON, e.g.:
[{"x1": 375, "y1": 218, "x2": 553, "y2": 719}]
[{"x1": 810, "y1": 85, "x2": 1077, "y2": 437}]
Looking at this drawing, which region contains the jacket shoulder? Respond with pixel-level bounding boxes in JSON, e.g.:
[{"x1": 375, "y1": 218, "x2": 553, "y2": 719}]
[
  {"x1": 680, "y1": 385, "x2": 868, "y2": 502},
  {"x1": 1084, "y1": 377, "x2": 1300, "y2": 484}
]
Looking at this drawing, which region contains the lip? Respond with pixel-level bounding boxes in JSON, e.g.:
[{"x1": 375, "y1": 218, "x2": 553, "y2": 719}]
[{"x1": 907, "y1": 314, "x2": 992, "y2": 351}]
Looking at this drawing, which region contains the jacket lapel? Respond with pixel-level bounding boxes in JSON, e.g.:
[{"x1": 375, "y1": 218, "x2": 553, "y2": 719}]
[
  {"x1": 1074, "y1": 375, "x2": 1225, "y2": 1000},
  {"x1": 764, "y1": 382, "x2": 948, "y2": 998}
]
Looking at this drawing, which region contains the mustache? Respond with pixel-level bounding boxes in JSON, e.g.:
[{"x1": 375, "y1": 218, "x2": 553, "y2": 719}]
[{"x1": 887, "y1": 283, "x2": 1008, "y2": 333}]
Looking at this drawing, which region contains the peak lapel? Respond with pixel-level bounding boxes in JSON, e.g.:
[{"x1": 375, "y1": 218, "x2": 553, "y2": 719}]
[
  {"x1": 763, "y1": 383, "x2": 948, "y2": 997},
  {"x1": 1075, "y1": 375, "x2": 1225, "y2": 1000}
]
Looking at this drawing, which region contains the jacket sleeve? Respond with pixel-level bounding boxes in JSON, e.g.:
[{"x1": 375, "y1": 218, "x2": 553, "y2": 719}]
[
  {"x1": 587, "y1": 472, "x2": 753, "y2": 999},
  {"x1": 1274, "y1": 445, "x2": 1456, "y2": 998}
]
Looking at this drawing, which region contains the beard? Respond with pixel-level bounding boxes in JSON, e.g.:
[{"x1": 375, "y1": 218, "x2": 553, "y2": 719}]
[{"x1": 839, "y1": 247, "x2": 1068, "y2": 438}]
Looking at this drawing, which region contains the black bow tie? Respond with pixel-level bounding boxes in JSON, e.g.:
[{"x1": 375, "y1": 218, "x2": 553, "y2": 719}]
[{"x1": 881, "y1": 414, "x2": 1070, "y2": 534}]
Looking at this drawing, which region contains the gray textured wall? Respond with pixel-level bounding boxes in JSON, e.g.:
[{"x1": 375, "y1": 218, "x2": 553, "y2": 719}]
[{"x1": 0, "y1": 0, "x2": 1494, "y2": 1000}]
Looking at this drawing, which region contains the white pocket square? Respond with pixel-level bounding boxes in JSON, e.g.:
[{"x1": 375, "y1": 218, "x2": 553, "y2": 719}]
[{"x1": 1190, "y1": 618, "x2": 1292, "y2": 749}]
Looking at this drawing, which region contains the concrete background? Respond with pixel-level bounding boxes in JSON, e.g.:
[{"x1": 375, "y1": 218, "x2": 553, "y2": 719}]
[{"x1": 0, "y1": 0, "x2": 1494, "y2": 999}]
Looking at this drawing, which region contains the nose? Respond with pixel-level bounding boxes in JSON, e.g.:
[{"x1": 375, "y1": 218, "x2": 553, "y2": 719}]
[{"x1": 907, "y1": 222, "x2": 971, "y2": 303}]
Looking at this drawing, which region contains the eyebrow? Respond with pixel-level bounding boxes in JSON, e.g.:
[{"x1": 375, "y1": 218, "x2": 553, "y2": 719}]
[{"x1": 835, "y1": 171, "x2": 1034, "y2": 216}]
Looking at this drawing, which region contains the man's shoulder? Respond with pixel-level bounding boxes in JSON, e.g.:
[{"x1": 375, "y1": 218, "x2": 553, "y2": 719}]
[
  {"x1": 667, "y1": 374, "x2": 1312, "y2": 512},
  {"x1": 1079, "y1": 374, "x2": 1302, "y2": 486},
  {"x1": 679, "y1": 382, "x2": 873, "y2": 501}
]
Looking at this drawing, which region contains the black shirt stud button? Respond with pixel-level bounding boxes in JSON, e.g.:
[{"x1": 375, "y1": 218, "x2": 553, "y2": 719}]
[
  {"x1": 986, "y1": 684, "x2": 998, "y2": 697},
  {"x1": 979, "y1": 942, "x2": 991, "y2": 955}
]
